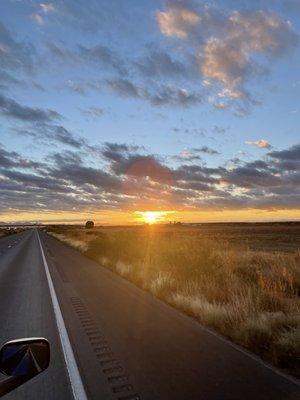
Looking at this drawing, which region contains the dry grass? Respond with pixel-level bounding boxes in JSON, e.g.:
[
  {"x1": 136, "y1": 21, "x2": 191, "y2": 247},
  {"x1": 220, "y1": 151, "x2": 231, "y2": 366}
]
[
  {"x1": 47, "y1": 224, "x2": 300, "y2": 376},
  {"x1": 49, "y1": 232, "x2": 91, "y2": 252}
]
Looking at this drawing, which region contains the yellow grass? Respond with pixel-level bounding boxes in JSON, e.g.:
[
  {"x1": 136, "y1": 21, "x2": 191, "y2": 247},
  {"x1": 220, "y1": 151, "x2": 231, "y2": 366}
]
[
  {"x1": 47, "y1": 224, "x2": 300, "y2": 376},
  {"x1": 49, "y1": 232, "x2": 90, "y2": 252}
]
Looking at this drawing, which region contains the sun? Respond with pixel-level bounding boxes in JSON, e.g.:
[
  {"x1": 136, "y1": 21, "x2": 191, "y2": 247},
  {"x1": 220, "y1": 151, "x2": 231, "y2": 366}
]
[{"x1": 139, "y1": 211, "x2": 166, "y2": 224}]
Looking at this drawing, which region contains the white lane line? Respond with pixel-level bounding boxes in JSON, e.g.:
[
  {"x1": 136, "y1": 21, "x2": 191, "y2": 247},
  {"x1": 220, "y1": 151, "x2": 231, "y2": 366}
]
[{"x1": 37, "y1": 230, "x2": 88, "y2": 400}]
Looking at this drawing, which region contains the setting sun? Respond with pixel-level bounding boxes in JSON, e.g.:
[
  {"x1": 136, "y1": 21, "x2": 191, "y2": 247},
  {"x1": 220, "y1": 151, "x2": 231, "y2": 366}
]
[{"x1": 137, "y1": 211, "x2": 168, "y2": 224}]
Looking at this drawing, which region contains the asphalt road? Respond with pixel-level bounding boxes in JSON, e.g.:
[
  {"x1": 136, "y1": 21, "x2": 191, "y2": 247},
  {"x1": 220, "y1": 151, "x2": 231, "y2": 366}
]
[
  {"x1": 0, "y1": 229, "x2": 299, "y2": 399},
  {"x1": 0, "y1": 230, "x2": 72, "y2": 399}
]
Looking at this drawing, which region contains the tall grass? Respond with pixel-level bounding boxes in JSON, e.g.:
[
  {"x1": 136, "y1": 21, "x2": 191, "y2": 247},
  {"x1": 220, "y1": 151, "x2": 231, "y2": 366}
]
[{"x1": 48, "y1": 225, "x2": 300, "y2": 376}]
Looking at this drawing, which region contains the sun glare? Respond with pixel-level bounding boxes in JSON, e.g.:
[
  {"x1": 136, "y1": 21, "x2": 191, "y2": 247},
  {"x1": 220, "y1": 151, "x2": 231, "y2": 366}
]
[{"x1": 139, "y1": 211, "x2": 166, "y2": 224}]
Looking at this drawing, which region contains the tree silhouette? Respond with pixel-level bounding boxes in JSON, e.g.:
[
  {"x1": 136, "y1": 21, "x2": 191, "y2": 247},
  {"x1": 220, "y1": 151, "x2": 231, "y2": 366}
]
[{"x1": 85, "y1": 220, "x2": 94, "y2": 229}]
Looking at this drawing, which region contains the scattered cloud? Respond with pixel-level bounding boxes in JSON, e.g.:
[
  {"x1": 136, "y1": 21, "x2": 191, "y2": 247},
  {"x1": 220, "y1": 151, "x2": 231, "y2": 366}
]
[
  {"x1": 175, "y1": 149, "x2": 202, "y2": 162},
  {"x1": 32, "y1": 3, "x2": 56, "y2": 25},
  {"x1": 80, "y1": 106, "x2": 105, "y2": 118},
  {"x1": 79, "y1": 44, "x2": 127, "y2": 74},
  {"x1": 157, "y1": 3, "x2": 298, "y2": 99},
  {"x1": 0, "y1": 93, "x2": 61, "y2": 122},
  {"x1": 46, "y1": 42, "x2": 74, "y2": 60},
  {"x1": 245, "y1": 139, "x2": 272, "y2": 149},
  {"x1": 13, "y1": 123, "x2": 87, "y2": 149},
  {"x1": 268, "y1": 143, "x2": 300, "y2": 160},
  {"x1": 135, "y1": 48, "x2": 197, "y2": 79},
  {"x1": 0, "y1": 21, "x2": 35, "y2": 72},
  {"x1": 212, "y1": 125, "x2": 228, "y2": 134},
  {"x1": 40, "y1": 3, "x2": 56, "y2": 14},
  {"x1": 35, "y1": 2, "x2": 298, "y2": 113},
  {"x1": 105, "y1": 78, "x2": 203, "y2": 107},
  {"x1": 0, "y1": 70, "x2": 24, "y2": 90},
  {"x1": 31, "y1": 13, "x2": 45, "y2": 25},
  {"x1": 106, "y1": 78, "x2": 142, "y2": 98},
  {"x1": 149, "y1": 84, "x2": 203, "y2": 107},
  {"x1": 0, "y1": 144, "x2": 43, "y2": 170},
  {"x1": 156, "y1": 5, "x2": 200, "y2": 39},
  {"x1": 175, "y1": 146, "x2": 219, "y2": 162},
  {"x1": 65, "y1": 79, "x2": 102, "y2": 95},
  {"x1": 196, "y1": 146, "x2": 220, "y2": 155}
]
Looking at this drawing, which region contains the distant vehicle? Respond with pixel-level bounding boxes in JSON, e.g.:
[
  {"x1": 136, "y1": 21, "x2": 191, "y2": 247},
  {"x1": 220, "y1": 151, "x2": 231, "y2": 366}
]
[
  {"x1": 0, "y1": 337, "x2": 50, "y2": 397},
  {"x1": 85, "y1": 221, "x2": 95, "y2": 229}
]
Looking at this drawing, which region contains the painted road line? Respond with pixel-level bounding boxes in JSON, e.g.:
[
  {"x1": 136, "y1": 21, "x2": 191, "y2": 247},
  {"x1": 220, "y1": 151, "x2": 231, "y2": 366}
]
[{"x1": 37, "y1": 230, "x2": 88, "y2": 400}]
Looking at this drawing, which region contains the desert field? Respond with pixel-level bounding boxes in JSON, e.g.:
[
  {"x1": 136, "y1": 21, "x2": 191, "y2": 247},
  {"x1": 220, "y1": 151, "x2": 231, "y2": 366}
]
[{"x1": 46, "y1": 223, "x2": 300, "y2": 377}]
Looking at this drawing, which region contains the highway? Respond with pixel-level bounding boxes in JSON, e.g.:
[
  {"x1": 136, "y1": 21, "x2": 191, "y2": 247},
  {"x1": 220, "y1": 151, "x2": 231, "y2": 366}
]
[{"x1": 0, "y1": 229, "x2": 299, "y2": 399}]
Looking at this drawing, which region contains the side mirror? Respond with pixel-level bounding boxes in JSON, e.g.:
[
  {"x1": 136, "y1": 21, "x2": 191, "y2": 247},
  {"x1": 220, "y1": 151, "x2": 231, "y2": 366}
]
[{"x1": 0, "y1": 338, "x2": 50, "y2": 397}]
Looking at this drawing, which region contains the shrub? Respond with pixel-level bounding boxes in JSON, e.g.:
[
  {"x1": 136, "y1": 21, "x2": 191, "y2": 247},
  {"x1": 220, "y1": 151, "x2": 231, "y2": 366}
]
[{"x1": 85, "y1": 220, "x2": 94, "y2": 229}]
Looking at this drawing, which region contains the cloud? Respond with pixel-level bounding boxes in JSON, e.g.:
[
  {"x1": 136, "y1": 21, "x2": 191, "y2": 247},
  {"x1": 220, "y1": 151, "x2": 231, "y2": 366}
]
[
  {"x1": 47, "y1": 42, "x2": 123, "y2": 74},
  {"x1": 106, "y1": 78, "x2": 203, "y2": 107},
  {"x1": 79, "y1": 44, "x2": 126, "y2": 74},
  {"x1": 212, "y1": 125, "x2": 228, "y2": 134},
  {"x1": 0, "y1": 139, "x2": 299, "y2": 214},
  {"x1": 222, "y1": 165, "x2": 281, "y2": 188},
  {"x1": 174, "y1": 149, "x2": 202, "y2": 162},
  {"x1": 45, "y1": 33, "x2": 202, "y2": 109},
  {"x1": 149, "y1": 85, "x2": 203, "y2": 107},
  {"x1": 115, "y1": 155, "x2": 173, "y2": 183},
  {"x1": 0, "y1": 146, "x2": 20, "y2": 168},
  {"x1": 174, "y1": 146, "x2": 219, "y2": 162},
  {"x1": 0, "y1": 70, "x2": 24, "y2": 90},
  {"x1": 174, "y1": 164, "x2": 220, "y2": 185},
  {"x1": 157, "y1": 4, "x2": 298, "y2": 99},
  {"x1": 200, "y1": 11, "x2": 297, "y2": 97},
  {"x1": 245, "y1": 139, "x2": 272, "y2": 149},
  {"x1": 65, "y1": 79, "x2": 100, "y2": 95},
  {"x1": 0, "y1": 148, "x2": 123, "y2": 213},
  {"x1": 196, "y1": 146, "x2": 220, "y2": 155},
  {"x1": 80, "y1": 107, "x2": 105, "y2": 118},
  {"x1": 14, "y1": 123, "x2": 86, "y2": 149},
  {"x1": 50, "y1": 125, "x2": 86, "y2": 148},
  {"x1": 0, "y1": 93, "x2": 61, "y2": 122},
  {"x1": 46, "y1": 42, "x2": 74, "y2": 60},
  {"x1": 103, "y1": 142, "x2": 142, "y2": 154},
  {"x1": 101, "y1": 144, "x2": 136, "y2": 164},
  {"x1": 31, "y1": 13, "x2": 45, "y2": 25},
  {"x1": 0, "y1": 21, "x2": 35, "y2": 72},
  {"x1": 268, "y1": 143, "x2": 300, "y2": 160},
  {"x1": 32, "y1": 3, "x2": 56, "y2": 25},
  {"x1": 156, "y1": 5, "x2": 200, "y2": 39},
  {"x1": 50, "y1": 162, "x2": 121, "y2": 191},
  {"x1": 46, "y1": 38, "x2": 202, "y2": 108},
  {"x1": 0, "y1": 144, "x2": 43, "y2": 170},
  {"x1": 43, "y1": 1, "x2": 123, "y2": 34},
  {"x1": 135, "y1": 49, "x2": 196, "y2": 79},
  {"x1": 40, "y1": 3, "x2": 56, "y2": 14},
  {"x1": 104, "y1": 146, "x2": 174, "y2": 184},
  {"x1": 106, "y1": 78, "x2": 142, "y2": 98}
]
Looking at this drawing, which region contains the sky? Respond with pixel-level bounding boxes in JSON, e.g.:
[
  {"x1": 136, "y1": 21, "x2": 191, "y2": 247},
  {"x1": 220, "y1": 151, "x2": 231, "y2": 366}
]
[{"x1": 0, "y1": 0, "x2": 299, "y2": 224}]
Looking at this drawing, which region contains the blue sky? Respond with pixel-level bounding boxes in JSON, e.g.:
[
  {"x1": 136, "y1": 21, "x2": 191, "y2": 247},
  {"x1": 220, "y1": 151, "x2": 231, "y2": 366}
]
[{"x1": 0, "y1": 0, "x2": 299, "y2": 223}]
